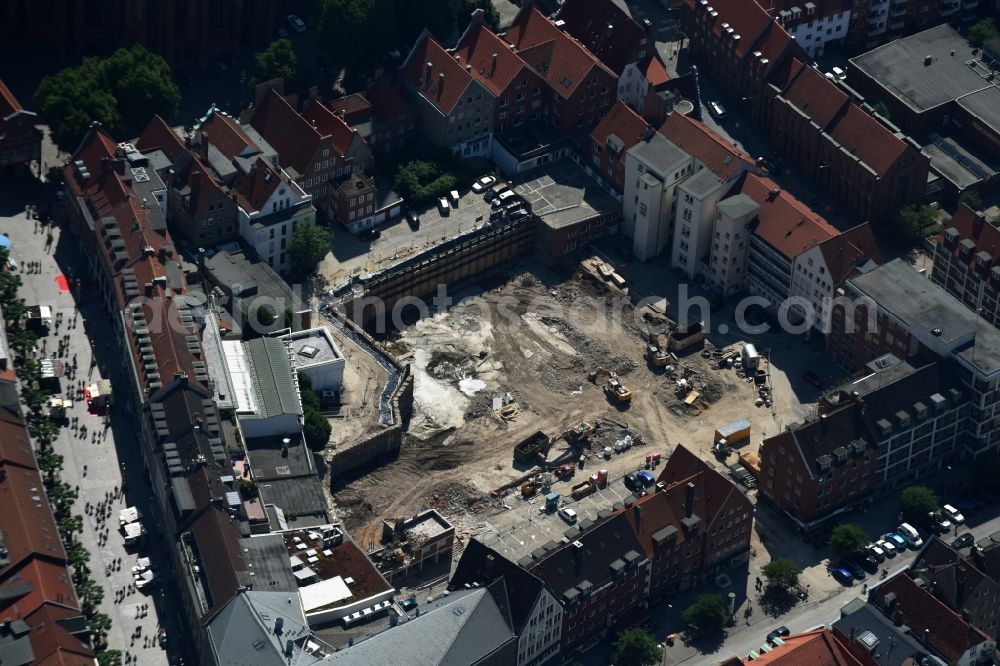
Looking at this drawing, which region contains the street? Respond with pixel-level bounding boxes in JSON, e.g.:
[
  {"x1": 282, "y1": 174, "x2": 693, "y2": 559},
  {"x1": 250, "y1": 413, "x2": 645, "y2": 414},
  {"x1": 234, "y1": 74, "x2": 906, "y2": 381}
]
[{"x1": 1, "y1": 172, "x2": 174, "y2": 664}]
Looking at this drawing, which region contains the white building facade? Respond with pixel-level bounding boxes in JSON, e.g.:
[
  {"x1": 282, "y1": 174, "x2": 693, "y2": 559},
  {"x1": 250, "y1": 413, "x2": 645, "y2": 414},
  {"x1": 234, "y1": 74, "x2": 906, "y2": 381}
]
[
  {"x1": 779, "y1": 4, "x2": 852, "y2": 57},
  {"x1": 237, "y1": 176, "x2": 315, "y2": 276},
  {"x1": 623, "y1": 134, "x2": 694, "y2": 261},
  {"x1": 707, "y1": 194, "x2": 758, "y2": 297},
  {"x1": 517, "y1": 587, "x2": 563, "y2": 666}
]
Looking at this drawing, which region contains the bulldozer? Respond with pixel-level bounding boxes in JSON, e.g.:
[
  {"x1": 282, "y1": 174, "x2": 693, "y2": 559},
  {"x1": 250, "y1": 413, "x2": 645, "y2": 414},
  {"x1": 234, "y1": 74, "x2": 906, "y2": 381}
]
[{"x1": 605, "y1": 377, "x2": 633, "y2": 403}]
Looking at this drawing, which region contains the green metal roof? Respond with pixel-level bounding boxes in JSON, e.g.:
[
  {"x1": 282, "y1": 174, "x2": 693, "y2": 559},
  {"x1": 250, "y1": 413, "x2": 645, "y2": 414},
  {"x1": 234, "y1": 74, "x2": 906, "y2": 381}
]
[{"x1": 244, "y1": 337, "x2": 302, "y2": 419}]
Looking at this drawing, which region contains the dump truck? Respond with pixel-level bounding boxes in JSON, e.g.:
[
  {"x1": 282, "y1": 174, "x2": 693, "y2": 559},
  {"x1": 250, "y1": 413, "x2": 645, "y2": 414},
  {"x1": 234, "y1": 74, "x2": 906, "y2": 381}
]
[
  {"x1": 514, "y1": 431, "x2": 551, "y2": 464},
  {"x1": 571, "y1": 478, "x2": 597, "y2": 500},
  {"x1": 667, "y1": 321, "x2": 707, "y2": 353},
  {"x1": 605, "y1": 377, "x2": 633, "y2": 403}
]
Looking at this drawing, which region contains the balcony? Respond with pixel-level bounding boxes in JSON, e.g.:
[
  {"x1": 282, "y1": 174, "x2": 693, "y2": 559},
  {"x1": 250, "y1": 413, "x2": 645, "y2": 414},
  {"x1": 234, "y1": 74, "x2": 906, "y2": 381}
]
[
  {"x1": 868, "y1": 20, "x2": 887, "y2": 34},
  {"x1": 889, "y1": 6, "x2": 907, "y2": 17}
]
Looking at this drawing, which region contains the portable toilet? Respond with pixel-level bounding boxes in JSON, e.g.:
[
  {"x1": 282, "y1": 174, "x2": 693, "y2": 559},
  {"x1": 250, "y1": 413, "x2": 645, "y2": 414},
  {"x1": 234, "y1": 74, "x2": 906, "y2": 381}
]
[{"x1": 545, "y1": 492, "x2": 560, "y2": 512}]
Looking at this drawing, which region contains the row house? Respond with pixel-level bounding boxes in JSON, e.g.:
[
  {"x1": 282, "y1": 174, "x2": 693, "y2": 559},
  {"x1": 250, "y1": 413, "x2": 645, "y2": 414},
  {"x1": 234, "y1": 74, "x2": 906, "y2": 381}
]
[
  {"x1": 401, "y1": 30, "x2": 495, "y2": 158},
  {"x1": 766, "y1": 0, "x2": 854, "y2": 57},
  {"x1": 913, "y1": 538, "x2": 1000, "y2": 642},
  {"x1": 454, "y1": 17, "x2": 547, "y2": 138},
  {"x1": 589, "y1": 101, "x2": 653, "y2": 193},
  {"x1": 682, "y1": 0, "x2": 804, "y2": 103},
  {"x1": 0, "y1": 80, "x2": 41, "y2": 171},
  {"x1": 328, "y1": 79, "x2": 418, "y2": 155},
  {"x1": 827, "y1": 259, "x2": 1000, "y2": 455},
  {"x1": 554, "y1": 0, "x2": 670, "y2": 112},
  {"x1": 503, "y1": 6, "x2": 618, "y2": 135},
  {"x1": 932, "y1": 206, "x2": 1000, "y2": 330},
  {"x1": 450, "y1": 540, "x2": 563, "y2": 666},
  {"x1": 192, "y1": 108, "x2": 316, "y2": 274},
  {"x1": 136, "y1": 115, "x2": 239, "y2": 248},
  {"x1": 759, "y1": 58, "x2": 928, "y2": 224}
]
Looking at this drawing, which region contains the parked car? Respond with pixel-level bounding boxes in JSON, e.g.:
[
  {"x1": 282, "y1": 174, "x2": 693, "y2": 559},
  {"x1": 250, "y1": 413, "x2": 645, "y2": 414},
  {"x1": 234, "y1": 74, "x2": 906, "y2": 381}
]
[
  {"x1": 406, "y1": 210, "x2": 420, "y2": 229},
  {"x1": 707, "y1": 100, "x2": 727, "y2": 120},
  {"x1": 856, "y1": 554, "x2": 879, "y2": 574},
  {"x1": 438, "y1": 197, "x2": 450, "y2": 216},
  {"x1": 766, "y1": 627, "x2": 790, "y2": 644},
  {"x1": 276, "y1": 26, "x2": 289, "y2": 39},
  {"x1": 840, "y1": 559, "x2": 866, "y2": 580},
  {"x1": 831, "y1": 566, "x2": 854, "y2": 585},
  {"x1": 951, "y1": 533, "x2": 975, "y2": 549},
  {"x1": 623, "y1": 472, "x2": 642, "y2": 492},
  {"x1": 883, "y1": 532, "x2": 907, "y2": 551},
  {"x1": 558, "y1": 507, "x2": 578, "y2": 524},
  {"x1": 359, "y1": 228, "x2": 381, "y2": 241},
  {"x1": 832, "y1": 66, "x2": 846, "y2": 80},
  {"x1": 875, "y1": 538, "x2": 897, "y2": 557},
  {"x1": 896, "y1": 523, "x2": 924, "y2": 549},
  {"x1": 637, "y1": 471, "x2": 656, "y2": 488},
  {"x1": 472, "y1": 175, "x2": 497, "y2": 193},
  {"x1": 866, "y1": 543, "x2": 886, "y2": 562},
  {"x1": 930, "y1": 512, "x2": 952, "y2": 534},
  {"x1": 287, "y1": 14, "x2": 307, "y2": 31},
  {"x1": 399, "y1": 598, "x2": 418, "y2": 612},
  {"x1": 942, "y1": 504, "x2": 965, "y2": 524}
]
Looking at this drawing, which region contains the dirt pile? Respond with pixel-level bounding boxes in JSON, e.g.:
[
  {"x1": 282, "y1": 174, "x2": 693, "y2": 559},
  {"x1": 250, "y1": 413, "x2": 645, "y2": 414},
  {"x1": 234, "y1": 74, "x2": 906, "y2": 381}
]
[{"x1": 424, "y1": 481, "x2": 491, "y2": 516}]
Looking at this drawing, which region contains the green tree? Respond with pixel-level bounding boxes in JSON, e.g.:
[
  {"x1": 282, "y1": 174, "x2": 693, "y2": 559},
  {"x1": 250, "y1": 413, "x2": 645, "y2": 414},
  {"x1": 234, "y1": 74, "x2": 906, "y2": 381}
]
[
  {"x1": 78, "y1": 578, "x2": 104, "y2": 615},
  {"x1": 613, "y1": 628, "x2": 661, "y2": 666},
  {"x1": 872, "y1": 101, "x2": 891, "y2": 121},
  {"x1": 253, "y1": 39, "x2": 301, "y2": 89},
  {"x1": 828, "y1": 523, "x2": 870, "y2": 558},
  {"x1": 762, "y1": 558, "x2": 802, "y2": 592},
  {"x1": 681, "y1": 594, "x2": 729, "y2": 634},
  {"x1": 457, "y1": 0, "x2": 501, "y2": 34},
  {"x1": 393, "y1": 159, "x2": 459, "y2": 205},
  {"x1": 319, "y1": 0, "x2": 398, "y2": 69},
  {"x1": 97, "y1": 649, "x2": 123, "y2": 666},
  {"x1": 58, "y1": 514, "x2": 84, "y2": 542},
  {"x1": 892, "y1": 204, "x2": 937, "y2": 245},
  {"x1": 303, "y1": 406, "x2": 332, "y2": 452},
  {"x1": 394, "y1": 0, "x2": 454, "y2": 43},
  {"x1": 288, "y1": 220, "x2": 332, "y2": 277},
  {"x1": 900, "y1": 485, "x2": 939, "y2": 530},
  {"x1": 66, "y1": 542, "x2": 91, "y2": 581},
  {"x1": 298, "y1": 372, "x2": 321, "y2": 411},
  {"x1": 960, "y1": 189, "x2": 983, "y2": 211},
  {"x1": 88, "y1": 612, "x2": 113, "y2": 648},
  {"x1": 968, "y1": 18, "x2": 999, "y2": 48},
  {"x1": 35, "y1": 45, "x2": 180, "y2": 152},
  {"x1": 256, "y1": 305, "x2": 276, "y2": 329}
]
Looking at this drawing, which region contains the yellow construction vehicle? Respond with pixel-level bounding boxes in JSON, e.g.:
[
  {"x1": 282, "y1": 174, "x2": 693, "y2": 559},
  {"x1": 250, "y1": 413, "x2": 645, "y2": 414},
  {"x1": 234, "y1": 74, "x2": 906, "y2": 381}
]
[{"x1": 605, "y1": 377, "x2": 633, "y2": 403}]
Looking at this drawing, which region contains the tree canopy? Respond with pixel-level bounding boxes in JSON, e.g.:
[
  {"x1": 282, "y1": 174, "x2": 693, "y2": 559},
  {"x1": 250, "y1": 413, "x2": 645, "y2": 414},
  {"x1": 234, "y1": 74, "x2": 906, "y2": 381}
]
[
  {"x1": 682, "y1": 594, "x2": 729, "y2": 634},
  {"x1": 613, "y1": 628, "x2": 661, "y2": 666},
  {"x1": 304, "y1": 406, "x2": 332, "y2": 452},
  {"x1": 395, "y1": 0, "x2": 454, "y2": 44},
  {"x1": 457, "y1": 0, "x2": 501, "y2": 35},
  {"x1": 900, "y1": 485, "x2": 939, "y2": 529},
  {"x1": 968, "y1": 18, "x2": 998, "y2": 48},
  {"x1": 253, "y1": 39, "x2": 302, "y2": 90},
  {"x1": 762, "y1": 558, "x2": 802, "y2": 592},
  {"x1": 319, "y1": 0, "x2": 398, "y2": 68},
  {"x1": 289, "y1": 220, "x2": 332, "y2": 277},
  {"x1": 891, "y1": 204, "x2": 938, "y2": 246},
  {"x1": 35, "y1": 45, "x2": 180, "y2": 153},
  {"x1": 828, "y1": 524, "x2": 871, "y2": 558}
]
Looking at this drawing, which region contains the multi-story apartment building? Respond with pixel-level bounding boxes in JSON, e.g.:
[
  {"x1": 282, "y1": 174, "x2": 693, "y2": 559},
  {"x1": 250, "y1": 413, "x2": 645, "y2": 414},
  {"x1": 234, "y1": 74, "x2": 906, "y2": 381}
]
[
  {"x1": 709, "y1": 193, "x2": 760, "y2": 297},
  {"x1": 760, "y1": 58, "x2": 929, "y2": 224},
  {"x1": 759, "y1": 399, "x2": 878, "y2": 529},
  {"x1": 454, "y1": 16, "x2": 548, "y2": 136},
  {"x1": 503, "y1": 6, "x2": 618, "y2": 134},
  {"x1": 193, "y1": 109, "x2": 316, "y2": 275},
  {"x1": 0, "y1": 0, "x2": 276, "y2": 68},
  {"x1": 554, "y1": 0, "x2": 670, "y2": 112},
  {"x1": 912, "y1": 538, "x2": 1000, "y2": 641},
  {"x1": 589, "y1": 101, "x2": 653, "y2": 193},
  {"x1": 827, "y1": 259, "x2": 1000, "y2": 455},
  {"x1": 765, "y1": 0, "x2": 854, "y2": 57},
  {"x1": 136, "y1": 115, "x2": 239, "y2": 248},
  {"x1": 451, "y1": 540, "x2": 563, "y2": 666},
  {"x1": 329, "y1": 79, "x2": 418, "y2": 156},
  {"x1": 402, "y1": 30, "x2": 496, "y2": 158},
  {"x1": 932, "y1": 206, "x2": 1000, "y2": 329},
  {"x1": 0, "y1": 80, "x2": 41, "y2": 171}
]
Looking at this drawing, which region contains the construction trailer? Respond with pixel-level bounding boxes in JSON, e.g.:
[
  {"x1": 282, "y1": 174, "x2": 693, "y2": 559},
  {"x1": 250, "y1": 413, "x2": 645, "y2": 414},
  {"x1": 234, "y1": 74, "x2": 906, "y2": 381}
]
[
  {"x1": 742, "y1": 343, "x2": 760, "y2": 370},
  {"x1": 714, "y1": 418, "x2": 751, "y2": 448}
]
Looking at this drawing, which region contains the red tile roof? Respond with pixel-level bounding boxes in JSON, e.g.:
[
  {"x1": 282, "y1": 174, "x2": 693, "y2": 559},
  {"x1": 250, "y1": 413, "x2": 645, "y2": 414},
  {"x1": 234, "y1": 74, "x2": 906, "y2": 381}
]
[
  {"x1": 0, "y1": 409, "x2": 38, "y2": 471},
  {"x1": 871, "y1": 573, "x2": 991, "y2": 663},
  {"x1": 251, "y1": 89, "x2": 323, "y2": 176},
  {"x1": 741, "y1": 173, "x2": 838, "y2": 259},
  {"x1": 199, "y1": 110, "x2": 261, "y2": 159},
  {"x1": 701, "y1": 0, "x2": 773, "y2": 58},
  {"x1": 818, "y1": 223, "x2": 880, "y2": 284},
  {"x1": 746, "y1": 628, "x2": 871, "y2": 665},
  {"x1": 825, "y1": 104, "x2": 908, "y2": 178},
  {"x1": 641, "y1": 55, "x2": 670, "y2": 87},
  {"x1": 554, "y1": 0, "x2": 653, "y2": 75},
  {"x1": 752, "y1": 21, "x2": 796, "y2": 75},
  {"x1": 0, "y1": 559, "x2": 79, "y2": 621},
  {"x1": 591, "y1": 101, "x2": 651, "y2": 156},
  {"x1": 189, "y1": 506, "x2": 247, "y2": 611},
  {"x1": 0, "y1": 464, "x2": 66, "y2": 579},
  {"x1": 402, "y1": 31, "x2": 475, "y2": 114},
  {"x1": 301, "y1": 100, "x2": 357, "y2": 156},
  {"x1": 782, "y1": 63, "x2": 849, "y2": 130},
  {"x1": 367, "y1": 78, "x2": 416, "y2": 126},
  {"x1": 26, "y1": 604, "x2": 95, "y2": 665},
  {"x1": 504, "y1": 6, "x2": 616, "y2": 100},
  {"x1": 0, "y1": 79, "x2": 35, "y2": 134},
  {"x1": 327, "y1": 92, "x2": 372, "y2": 124},
  {"x1": 455, "y1": 22, "x2": 538, "y2": 97},
  {"x1": 658, "y1": 113, "x2": 755, "y2": 182},
  {"x1": 620, "y1": 488, "x2": 689, "y2": 558},
  {"x1": 136, "y1": 115, "x2": 187, "y2": 163}
]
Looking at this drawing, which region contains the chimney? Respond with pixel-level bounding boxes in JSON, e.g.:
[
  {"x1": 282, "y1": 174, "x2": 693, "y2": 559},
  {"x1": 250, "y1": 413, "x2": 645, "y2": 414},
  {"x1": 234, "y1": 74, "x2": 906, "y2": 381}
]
[
  {"x1": 425, "y1": 62, "x2": 433, "y2": 83},
  {"x1": 274, "y1": 617, "x2": 284, "y2": 635},
  {"x1": 470, "y1": 7, "x2": 486, "y2": 26},
  {"x1": 484, "y1": 553, "x2": 496, "y2": 579},
  {"x1": 492, "y1": 53, "x2": 499, "y2": 71},
  {"x1": 685, "y1": 481, "x2": 695, "y2": 517}
]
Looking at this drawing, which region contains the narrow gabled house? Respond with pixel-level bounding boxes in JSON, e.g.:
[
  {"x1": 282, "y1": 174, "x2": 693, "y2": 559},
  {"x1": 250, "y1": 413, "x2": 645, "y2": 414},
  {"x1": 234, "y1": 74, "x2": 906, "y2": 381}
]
[
  {"x1": 589, "y1": 100, "x2": 652, "y2": 192},
  {"x1": 0, "y1": 79, "x2": 42, "y2": 171}
]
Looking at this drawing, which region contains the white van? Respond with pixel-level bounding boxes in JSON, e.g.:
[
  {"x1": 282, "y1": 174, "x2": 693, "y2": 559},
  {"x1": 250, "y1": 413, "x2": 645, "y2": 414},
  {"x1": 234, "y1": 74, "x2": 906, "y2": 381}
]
[
  {"x1": 896, "y1": 523, "x2": 923, "y2": 548},
  {"x1": 438, "y1": 197, "x2": 450, "y2": 216}
]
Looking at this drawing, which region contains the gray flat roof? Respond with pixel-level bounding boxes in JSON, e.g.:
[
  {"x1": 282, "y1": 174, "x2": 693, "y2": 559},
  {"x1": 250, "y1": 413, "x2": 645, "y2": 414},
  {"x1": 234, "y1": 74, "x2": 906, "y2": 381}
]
[
  {"x1": 628, "y1": 132, "x2": 690, "y2": 177},
  {"x1": 922, "y1": 135, "x2": 996, "y2": 190},
  {"x1": 956, "y1": 86, "x2": 1000, "y2": 132},
  {"x1": 245, "y1": 433, "x2": 313, "y2": 480},
  {"x1": 510, "y1": 158, "x2": 620, "y2": 229},
  {"x1": 284, "y1": 328, "x2": 341, "y2": 368},
  {"x1": 851, "y1": 24, "x2": 995, "y2": 114},
  {"x1": 682, "y1": 168, "x2": 725, "y2": 198},
  {"x1": 240, "y1": 534, "x2": 299, "y2": 592},
  {"x1": 832, "y1": 599, "x2": 930, "y2": 666}
]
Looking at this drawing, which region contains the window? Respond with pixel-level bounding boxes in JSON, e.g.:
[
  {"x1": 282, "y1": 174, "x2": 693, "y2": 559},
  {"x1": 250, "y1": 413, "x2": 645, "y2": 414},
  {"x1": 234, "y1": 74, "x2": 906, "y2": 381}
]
[
  {"x1": 322, "y1": 149, "x2": 330, "y2": 158},
  {"x1": 314, "y1": 164, "x2": 320, "y2": 172},
  {"x1": 638, "y1": 202, "x2": 647, "y2": 216}
]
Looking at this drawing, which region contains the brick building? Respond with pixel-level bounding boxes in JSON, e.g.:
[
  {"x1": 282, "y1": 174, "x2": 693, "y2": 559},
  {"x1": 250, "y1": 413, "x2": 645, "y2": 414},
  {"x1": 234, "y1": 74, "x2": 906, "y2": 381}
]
[
  {"x1": 763, "y1": 0, "x2": 854, "y2": 58},
  {"x1": 589, "y1": 101, "x2": 653, "y2": 192},
  {"x1": 0, "y1": 0, "x2": 276, "y2": 68},
  {"x1": 0, "y1": 80, "x2": 41, "y2": 171},
  {"x1": 912, "y1": 538, "x2": 1000, "y2": 641},
  {"x1": 760, "y1": 57, "x2": 928, "y2": 224},
  {"x1": 328, "y1": 80, "x2": 418, "y2": 156},
  {"x1": 932, "y1": 205, "x2": 1000, "y2": 329},
  {"x1": 502, "y1": 6, "x2": 618, "y2": 135}
]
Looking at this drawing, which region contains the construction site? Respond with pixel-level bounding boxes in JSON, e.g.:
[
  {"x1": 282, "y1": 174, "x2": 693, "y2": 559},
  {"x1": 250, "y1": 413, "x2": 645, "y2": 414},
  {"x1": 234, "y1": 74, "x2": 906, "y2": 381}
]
[{"x1": 331, "y1": 258, "x2": 802, "y2": 564}]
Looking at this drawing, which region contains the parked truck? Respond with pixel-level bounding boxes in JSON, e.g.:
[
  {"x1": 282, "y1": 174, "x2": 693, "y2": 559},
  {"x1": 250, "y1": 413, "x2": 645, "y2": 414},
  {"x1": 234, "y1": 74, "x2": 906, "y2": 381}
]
[{"x1": 605, "y1": 377, "x2": 633, "y2": 403}]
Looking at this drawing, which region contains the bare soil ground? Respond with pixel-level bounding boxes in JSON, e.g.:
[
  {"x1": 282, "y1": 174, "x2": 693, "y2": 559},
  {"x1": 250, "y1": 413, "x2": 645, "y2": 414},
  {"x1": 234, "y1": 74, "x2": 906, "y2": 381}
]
[{"x1": 333, "y1": 265, "x2": 782, "y2": 551}]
